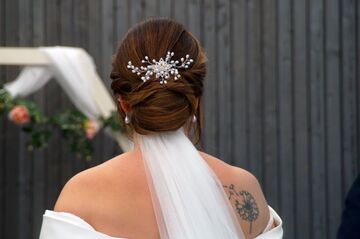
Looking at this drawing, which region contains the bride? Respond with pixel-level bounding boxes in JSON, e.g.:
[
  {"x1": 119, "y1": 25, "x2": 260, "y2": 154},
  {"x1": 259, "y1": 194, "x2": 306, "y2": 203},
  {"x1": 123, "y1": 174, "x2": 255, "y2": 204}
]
[{"x1": 39, "y1": 17, "x2": 283, "y2": 239}]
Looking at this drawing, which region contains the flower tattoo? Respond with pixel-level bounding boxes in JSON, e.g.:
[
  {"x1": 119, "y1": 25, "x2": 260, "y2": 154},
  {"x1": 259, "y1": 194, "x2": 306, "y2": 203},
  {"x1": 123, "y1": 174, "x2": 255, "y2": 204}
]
[{"x1": 223, "y1": 184, "x2": 259, "y2": 234}]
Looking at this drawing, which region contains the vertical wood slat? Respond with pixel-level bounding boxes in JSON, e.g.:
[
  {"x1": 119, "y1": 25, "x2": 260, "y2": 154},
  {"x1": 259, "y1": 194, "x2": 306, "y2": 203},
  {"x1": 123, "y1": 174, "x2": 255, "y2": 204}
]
[
  {"x1": 4, "y1": 1, "x2": 20, "y2": 238},
  {"x1": 217, "y1": 0, "x2": 231, "y2": 162},
  {"x1": 309, "y1": 0, "x2": 327, "y2": 237},
  {"x1": 0, "y1": 0, "x2": 4, "y2": 233},
  {"x1": 247, "y1": 0, "x2": 263, "y2": 180},
  {"x1": 31, "y1": 1, "x2": 46, "y2": 238},
  {"x1": 88, "y1": 0, "x2": 104, "y2": 167},
  {"x1": 18, "y1": 0, "x2": 33, "y2": 238},
  {"x1": 325, "y1": 1, "x2": 342, "y2": 238},
  {"x1": 341, "y1": 0, "x2": 358, "y2": 198},
  {"x1": 293, "y1": 0, "x2": 311, "y2": 238},
  {"x1": 201, "y1": 0, "x2": 217, "y2": 155},
  {"x1": 73, "y1": 0, "x2": 90, "y2": 172},
  {"x1": 262, "y1": 0, "x2": 280, "y2": 215},
  {"x1": 144, "y1": 0, "x2": 157, "y2": 19},
  {"x1": 0, "y1": 2, "x2": 7, "y2": 239},
  {"x1": 173, "y1": 0, "x2": 188, "y2": 26},
  {"x1": 59, "y1": 0, "x2": 75, "y2": 187},
  {"x1": 44, "y1": 0, "x2": 61, "y2": 212},
  {"x1": 231, "y1": 0, "x2": 248, "y2": 169},
  {"x1": 158, "y1": 0, "x2": 172, "y2": 17},
  {"x1": 277, "y1": 0, "x2": 295, "y2": 237},
  {"x1": 101, "y1": 0, "x2": 119, "y2": 162},
  {"x1": 130, "y1": 0, "x2": 143, "y2": 26},
  {"x1": 188, "y1": 0, "x2": 201, "y2": 41}
]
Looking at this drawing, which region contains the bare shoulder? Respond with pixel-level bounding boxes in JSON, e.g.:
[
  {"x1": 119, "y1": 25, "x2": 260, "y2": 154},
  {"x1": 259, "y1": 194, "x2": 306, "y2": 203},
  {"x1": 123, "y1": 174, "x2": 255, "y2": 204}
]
[
  {"x1": 53, "y1": 151, "x2": 136, "y2": 218},
  {"x1": 198, "y1": 151, "x2": 270, "y2": 238},
  {"x1": 54, "y1": 160, "x2": 107, "y2": 215}
]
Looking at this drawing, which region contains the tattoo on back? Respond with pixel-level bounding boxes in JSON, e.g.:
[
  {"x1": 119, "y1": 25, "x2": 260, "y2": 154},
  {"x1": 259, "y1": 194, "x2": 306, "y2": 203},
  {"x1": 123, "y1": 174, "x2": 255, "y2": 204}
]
[{"x1": 223, "y1": 184, "x2": 259, "y2": 234}]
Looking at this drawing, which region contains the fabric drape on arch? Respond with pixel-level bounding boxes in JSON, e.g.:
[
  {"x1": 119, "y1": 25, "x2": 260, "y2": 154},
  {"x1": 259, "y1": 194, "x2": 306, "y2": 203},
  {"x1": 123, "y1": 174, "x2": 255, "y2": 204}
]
[{"x1": 3, "y1": 46, "x2": 132, "y2": 152}]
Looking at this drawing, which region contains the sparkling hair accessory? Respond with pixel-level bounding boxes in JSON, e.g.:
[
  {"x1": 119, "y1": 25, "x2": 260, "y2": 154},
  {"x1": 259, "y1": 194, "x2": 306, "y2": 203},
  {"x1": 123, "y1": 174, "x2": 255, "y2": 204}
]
[{"x1": 127, "y1": 51, "x2": 194, "y2": 84}]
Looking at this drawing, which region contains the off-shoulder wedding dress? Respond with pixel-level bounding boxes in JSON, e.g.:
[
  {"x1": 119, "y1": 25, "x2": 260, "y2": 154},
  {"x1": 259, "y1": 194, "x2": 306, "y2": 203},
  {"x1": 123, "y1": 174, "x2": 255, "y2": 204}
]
[{"x1": 39, "y1": 127, "x2": 283, "y2": 239}]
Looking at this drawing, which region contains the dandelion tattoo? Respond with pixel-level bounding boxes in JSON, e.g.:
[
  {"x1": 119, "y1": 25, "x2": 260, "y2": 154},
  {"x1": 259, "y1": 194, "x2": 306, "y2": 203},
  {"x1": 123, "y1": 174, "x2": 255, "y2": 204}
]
[{"x1": 223, "y1": 184, "x2": 259, "y2": 234}]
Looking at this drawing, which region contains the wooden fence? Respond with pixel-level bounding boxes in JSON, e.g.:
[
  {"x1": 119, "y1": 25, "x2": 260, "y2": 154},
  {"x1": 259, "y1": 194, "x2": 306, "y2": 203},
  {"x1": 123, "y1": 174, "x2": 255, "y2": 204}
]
[{"x1": 0, "y1": 0, "x2": 359, "y2": 238}]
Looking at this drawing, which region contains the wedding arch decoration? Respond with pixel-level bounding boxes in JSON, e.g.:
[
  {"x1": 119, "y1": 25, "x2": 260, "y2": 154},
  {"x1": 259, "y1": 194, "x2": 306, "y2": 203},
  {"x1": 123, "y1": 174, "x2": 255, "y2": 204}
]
[{"x1": 0, "y1": 46, "x2": 133, "y2": 160}]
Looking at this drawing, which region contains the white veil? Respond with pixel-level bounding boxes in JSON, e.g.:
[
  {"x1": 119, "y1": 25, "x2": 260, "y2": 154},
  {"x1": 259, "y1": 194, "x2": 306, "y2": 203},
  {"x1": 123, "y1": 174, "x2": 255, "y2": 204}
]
[{"x1": 134, "y1": 126, "x2": 245, "y2": 239}]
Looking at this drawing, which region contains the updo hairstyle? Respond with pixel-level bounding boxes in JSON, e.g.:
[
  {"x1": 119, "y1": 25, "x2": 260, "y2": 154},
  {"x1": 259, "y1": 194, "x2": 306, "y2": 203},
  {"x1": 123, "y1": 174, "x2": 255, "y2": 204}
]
[{"x1": 110, "y1": 17, "x2": 207, "y2": 145}]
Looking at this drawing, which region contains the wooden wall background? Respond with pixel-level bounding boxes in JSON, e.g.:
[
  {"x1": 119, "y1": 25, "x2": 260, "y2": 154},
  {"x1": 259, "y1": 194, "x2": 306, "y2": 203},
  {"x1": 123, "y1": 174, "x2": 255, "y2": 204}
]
[{"x1": 0, "y1": 0, "x2": 359, "y2": 238}]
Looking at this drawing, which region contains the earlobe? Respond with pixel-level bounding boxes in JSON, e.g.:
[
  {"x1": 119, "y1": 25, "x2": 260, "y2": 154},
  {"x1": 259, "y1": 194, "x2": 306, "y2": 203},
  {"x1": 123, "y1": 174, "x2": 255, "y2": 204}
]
[{"x1": 118, "y1": 95, "x2": 131, "y2": 113}]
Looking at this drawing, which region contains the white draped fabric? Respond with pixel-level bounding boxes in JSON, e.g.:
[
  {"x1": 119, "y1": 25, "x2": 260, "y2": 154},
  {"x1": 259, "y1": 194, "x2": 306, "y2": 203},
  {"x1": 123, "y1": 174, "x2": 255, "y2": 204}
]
[
  {"x1": 135, "y1": 128, "x2": 246, "y2": 239},
  {"x1": 39, "y1": 206, "x2": 282, "y2": 239},
  {"x1": 3, "y1": 46, "x2": 132, "y2": 151}
]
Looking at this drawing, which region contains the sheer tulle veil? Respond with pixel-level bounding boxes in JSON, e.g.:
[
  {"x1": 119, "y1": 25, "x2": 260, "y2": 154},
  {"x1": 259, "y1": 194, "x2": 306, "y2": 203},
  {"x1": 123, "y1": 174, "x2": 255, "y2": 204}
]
[{"x1": 133, "y1": 126, "x2": 245, "y2": 239}]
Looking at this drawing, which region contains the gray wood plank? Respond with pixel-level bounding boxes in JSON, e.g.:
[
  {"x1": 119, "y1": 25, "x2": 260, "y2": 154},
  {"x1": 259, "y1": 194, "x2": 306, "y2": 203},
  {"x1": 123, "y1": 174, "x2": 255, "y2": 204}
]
[
  {"x1": 88, "y1": 0, "x2": 104, "y2": 166},
  {"x1": 341, "y1": 0, "x2": 358, "y2": 199},
  {"x1": 157, "y1": 0, "x2": 171, "y2": 17},
  {"x1": 325, "y1": 1, "x2": 342, "y2": 238},
  {"x1": 231, "y1": 0, "x2": 248, "y2": 169},
  {"x1": 277, "y1": 0, "x2": 295, "y2": 237},
  {"x1": 44, "y1": 0, "x2": 62, "y2": 212},
  {"x1": 0, "y1": 72, "x2": 5, "y2": 239},
  {"x1": 0, "y1": 0, "x2": 5, "y2": 228},
  {"x1": 130, "y1": 0, "x2": 144, "y2": 25},
  {"x1": 114, "y1": 0, "x2": 130, "y2": 46},
  {"x1": 188, "y1": 0, "x2": 201, "y2": 40},
  {"x1": 217, "y1": 0, "x2": 232, "y2": 163},
  {"x1": 261, "y1": 0, "x2": 280, "y2": 214},
  {"x1": 31, "y1": 1, "x2": 46, "y2": 238},
  {"x1": 293, "y1": 0, "x2": 311, "y2": 238},
  {"x1": 173, "y1": 0, "x2": 188, "y2": 26},
  {"x1": 101, "y1": 0, "x2": 118, "y2": 161},
  {"x1": 0, "y1": 2, "x2": 7, "y2": 235},
  {"x1": 4, "y1": 0, "x2": 20, "y2": 238},
  {"x1": 144, "y1": 0, "x2": 157, "y2": 18},
  {"x1": 246, "y1": 0, "x2": 263, "y2": 179},
  {"x1": 18, "y1": 0, "x2": 33, "y2": 237},
  {"x1": 74, "y1": 0, "x2": 89, "y2": 50},
  {"x1": 59, "y1": 0, "x2": 75, "y2": 187},
  {"x1": 202, "y1": 0, "x2": 217, "y2": 155},
  {"x1": 309, "y1": 0, "x2": 327, "y2": 237}
]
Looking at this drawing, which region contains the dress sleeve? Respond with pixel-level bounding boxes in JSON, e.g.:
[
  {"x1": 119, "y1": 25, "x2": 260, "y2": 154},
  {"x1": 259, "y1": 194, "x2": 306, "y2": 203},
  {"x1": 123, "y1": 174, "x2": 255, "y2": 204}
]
[
  {"x1": 255, "y1": 206, "x2": 283, "y2": 239},
  {"x1": 39, "y1": 210, "x2": 117, "y2": 239}
]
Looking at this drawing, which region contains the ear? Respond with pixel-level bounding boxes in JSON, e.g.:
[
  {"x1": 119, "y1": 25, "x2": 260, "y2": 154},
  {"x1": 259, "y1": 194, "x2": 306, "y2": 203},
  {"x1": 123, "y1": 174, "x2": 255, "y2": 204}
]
[
  {"x1": 195, "y1": 97, "x2": 200, "y2": 110},
  {"x1": 117, "y1": 95, "x2": 131, "y2": 113}
]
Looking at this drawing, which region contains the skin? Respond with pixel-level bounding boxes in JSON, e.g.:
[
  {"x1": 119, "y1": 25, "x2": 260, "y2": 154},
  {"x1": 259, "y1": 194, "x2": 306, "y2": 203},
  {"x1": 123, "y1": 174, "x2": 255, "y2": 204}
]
[{"x1": 54, "y1": 98, "x2": 274, "y2": 239}]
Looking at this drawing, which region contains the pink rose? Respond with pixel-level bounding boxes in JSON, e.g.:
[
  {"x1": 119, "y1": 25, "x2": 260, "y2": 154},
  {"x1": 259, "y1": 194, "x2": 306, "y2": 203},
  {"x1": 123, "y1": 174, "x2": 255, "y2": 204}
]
[
  {"x1": 84, "y1": 119, "x2": 99, "y2": 139},
  {"x1": 8, "y1": 105, "x2": 30, "y2": 125}
]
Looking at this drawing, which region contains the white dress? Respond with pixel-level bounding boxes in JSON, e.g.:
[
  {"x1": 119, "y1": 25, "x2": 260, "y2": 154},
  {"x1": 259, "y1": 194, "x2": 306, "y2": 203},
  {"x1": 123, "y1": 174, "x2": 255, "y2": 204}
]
[{"x1": 39, "y1": 206, "x2": 283, "y2": 239}]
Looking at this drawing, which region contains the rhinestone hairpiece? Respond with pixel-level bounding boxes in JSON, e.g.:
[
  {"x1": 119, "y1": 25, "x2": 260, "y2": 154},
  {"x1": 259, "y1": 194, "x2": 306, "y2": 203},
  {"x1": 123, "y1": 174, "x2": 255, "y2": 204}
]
[{"x1": 127, "y1": 51, "x2": 194, "y2": 84}]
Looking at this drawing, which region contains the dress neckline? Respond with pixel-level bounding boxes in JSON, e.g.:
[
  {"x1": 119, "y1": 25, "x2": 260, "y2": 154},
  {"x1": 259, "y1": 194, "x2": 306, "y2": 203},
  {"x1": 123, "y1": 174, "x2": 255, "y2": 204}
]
[
  {"x1": 44, "y1": 205, "x2": 283, "y2": 239},
  {"x1": 44, "y1": 210, "x2": 126, "y2": 239}
]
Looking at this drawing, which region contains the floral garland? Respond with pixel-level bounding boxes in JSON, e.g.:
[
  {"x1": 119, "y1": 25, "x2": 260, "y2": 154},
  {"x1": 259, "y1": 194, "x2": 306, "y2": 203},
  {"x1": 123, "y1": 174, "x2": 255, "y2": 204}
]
[{"x1": 0, "y1": 85, "x2": 123, "y2": 161}]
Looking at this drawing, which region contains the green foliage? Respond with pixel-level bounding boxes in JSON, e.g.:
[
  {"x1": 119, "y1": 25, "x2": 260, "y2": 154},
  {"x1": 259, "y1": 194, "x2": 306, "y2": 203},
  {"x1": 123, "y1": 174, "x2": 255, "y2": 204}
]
[
  {"x1": 0, "y1": 85, "x2": 123, "y2": 161},
  {"x1": 51, "y1": 110, "x2": 93, "y2": 161}
]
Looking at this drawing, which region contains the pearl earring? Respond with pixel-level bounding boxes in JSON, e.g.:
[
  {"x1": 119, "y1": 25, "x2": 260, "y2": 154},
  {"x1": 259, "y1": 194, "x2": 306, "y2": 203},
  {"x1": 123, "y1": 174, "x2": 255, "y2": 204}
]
[
  {"x1": 192, "y1": 115, "x2": 197, "y2": 123},
  {"x1": 125, "y1": 114, "x2": 131, "y2": 124}
]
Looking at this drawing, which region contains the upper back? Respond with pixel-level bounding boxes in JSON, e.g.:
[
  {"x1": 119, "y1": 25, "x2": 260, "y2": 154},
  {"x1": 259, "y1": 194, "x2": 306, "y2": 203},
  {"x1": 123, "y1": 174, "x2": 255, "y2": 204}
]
[{"x1": 54, "y1": 150, "x2": 270, "y2": 239}]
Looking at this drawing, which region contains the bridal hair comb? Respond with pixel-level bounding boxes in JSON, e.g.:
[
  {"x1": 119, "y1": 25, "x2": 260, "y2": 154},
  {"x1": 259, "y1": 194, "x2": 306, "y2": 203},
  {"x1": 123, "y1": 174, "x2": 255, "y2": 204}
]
[{"x1": 127, "y1": 51, "x2": 194, "y2": 84}]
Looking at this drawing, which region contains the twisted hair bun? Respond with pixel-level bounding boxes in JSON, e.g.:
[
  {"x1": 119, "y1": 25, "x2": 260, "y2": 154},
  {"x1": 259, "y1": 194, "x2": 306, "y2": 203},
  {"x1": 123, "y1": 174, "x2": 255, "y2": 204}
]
[{"x1": 110, "y1": 17, "x2": 207, "y2": 144}]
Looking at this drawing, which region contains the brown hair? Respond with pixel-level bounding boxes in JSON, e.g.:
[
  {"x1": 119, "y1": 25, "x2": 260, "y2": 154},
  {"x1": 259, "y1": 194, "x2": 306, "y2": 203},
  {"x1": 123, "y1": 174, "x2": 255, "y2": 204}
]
[{"x1": 110, "y1": 17, "x2": 207, "y2": 145}]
